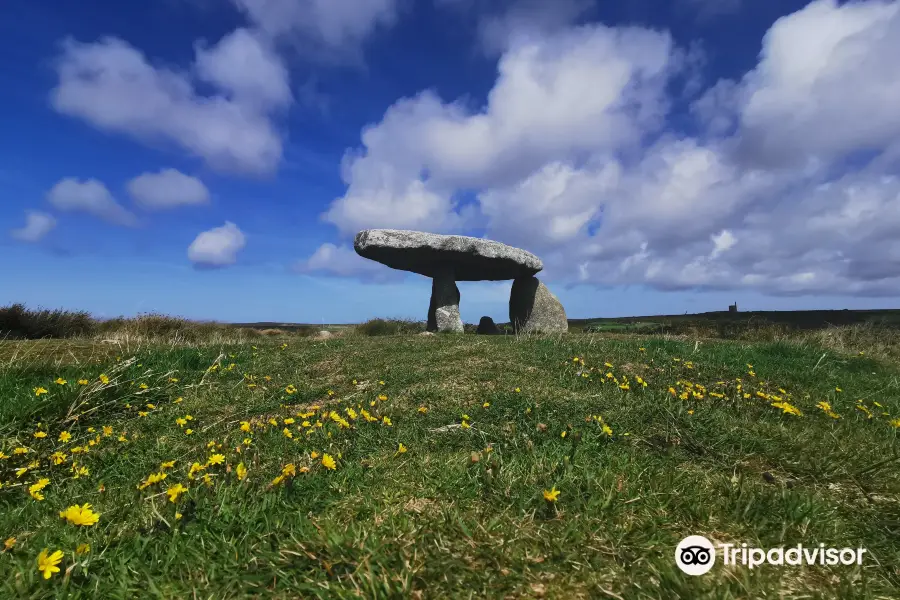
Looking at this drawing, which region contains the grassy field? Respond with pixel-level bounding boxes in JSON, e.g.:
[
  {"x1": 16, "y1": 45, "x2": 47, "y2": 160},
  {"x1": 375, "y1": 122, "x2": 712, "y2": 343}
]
[
  {"x1": 1, "y1": 327, "x2": 899, "y2": 598},
  {"x1": 572, "y1": 309, "x2": 900, "y2": 334}
]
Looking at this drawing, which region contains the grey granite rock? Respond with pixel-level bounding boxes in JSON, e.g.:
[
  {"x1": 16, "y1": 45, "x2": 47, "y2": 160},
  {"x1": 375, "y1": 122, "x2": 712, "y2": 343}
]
[
  {"x1": 476, "y1": 316, "x2": 502, "y2": 335},
  {"x1": 354, "y1": 229, "x2": 542, "y2": 281},
  {"x1": 426, "y1": 269, "x2": 463, "y2": 333},
  {"x1": 509, "y1": 277, "x2": 568, "y2": 334}
]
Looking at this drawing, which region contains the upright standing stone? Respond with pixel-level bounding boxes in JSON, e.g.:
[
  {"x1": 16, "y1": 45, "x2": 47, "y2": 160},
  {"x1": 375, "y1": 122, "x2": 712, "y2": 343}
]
[
  {"x1": 427, "y1": 269, "x2": 463, "y2": 333},
  {"x1": 509, "y1": 276, "x2": 568, "y2": 333}
]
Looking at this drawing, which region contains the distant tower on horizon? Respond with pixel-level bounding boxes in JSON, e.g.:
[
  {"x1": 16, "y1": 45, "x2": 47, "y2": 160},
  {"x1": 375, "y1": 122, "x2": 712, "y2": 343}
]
[{"x1": 729, "y1": 302, "x2": 738, "y2": 313}]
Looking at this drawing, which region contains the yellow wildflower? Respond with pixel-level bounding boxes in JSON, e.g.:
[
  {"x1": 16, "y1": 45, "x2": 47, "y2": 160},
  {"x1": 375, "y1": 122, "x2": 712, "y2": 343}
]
[
  {"x1": 34, "y1": 387, "x2": 48, "y2": 396},
  {"x1": 543, "y1": 487, "x2": 560, "y2": 502},
  {"x1": 4, "y1": 537, "x2": 16, "y2": 551},
  {"x1": 771, "y1": 401, "x2": 802, "y2": 416},
  {"x1": 188, "y1": 462, "x2": 204, "y2": 479},
  {"x1": 236, "y1": 463, "x2": 247, "y2": 480},
  {"x1": 397, "y1": 443, "x2": 408, "y2": 455},
  {"x1": 816, "y1": 401, "x2": 841, "y2": 419},
  {"x1": 28, "y1": 478, "x2": 50, "y2": 501},
  {"x1": 207, "y1": 454, "x2": 225, "y2": 466},
  {"x1": 321, "y1": 454, "x2": 337, "y2": 470},
  {"x1": 166, "y1": 483, "x2": 187, "y2": 503},
  {"x1": 36, "y1": 548, "x2": 64, "y2": 579},
  {"x1": 138, "y1": 472, "x2": 167, "y2": 490},
  {"x1": 99, "y1": 374, "x2": 109, "y2": 384},
  {"x1": 75, "y1": 543, "x2": 90, "y2": 555},
  {"x1": 59, "y1": 503, "x2": 100, "y2": 526}
]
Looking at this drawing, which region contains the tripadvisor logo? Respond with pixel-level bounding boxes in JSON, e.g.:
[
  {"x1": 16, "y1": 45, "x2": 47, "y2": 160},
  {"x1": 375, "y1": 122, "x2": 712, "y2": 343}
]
[
  {"x1": 675, "y1": 536, "x2": 867, "y2": 576},
  {"x1": 676, "y1": 536, "x2": 716, "y2": 576}
]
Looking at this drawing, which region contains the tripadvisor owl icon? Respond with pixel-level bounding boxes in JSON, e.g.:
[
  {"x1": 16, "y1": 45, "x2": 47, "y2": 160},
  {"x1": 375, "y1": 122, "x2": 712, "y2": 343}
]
[{"x1": 676, "y1": 535, "x2": 716, "y2": 575}]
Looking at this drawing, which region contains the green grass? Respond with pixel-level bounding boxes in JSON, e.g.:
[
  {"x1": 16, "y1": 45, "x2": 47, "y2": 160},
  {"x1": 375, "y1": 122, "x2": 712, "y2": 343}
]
[{"x1": 1, "y1": 333, "x2": 899, "y2": 598}]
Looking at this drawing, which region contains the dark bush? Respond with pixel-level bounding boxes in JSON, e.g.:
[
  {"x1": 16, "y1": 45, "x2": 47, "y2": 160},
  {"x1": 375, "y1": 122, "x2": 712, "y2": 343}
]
[
  {"x1": 356, "y1": 318, "x2": 426, "y2": 336},
  {"x1": 0, "y1": 303, "x2": 97, "y2": 339}
]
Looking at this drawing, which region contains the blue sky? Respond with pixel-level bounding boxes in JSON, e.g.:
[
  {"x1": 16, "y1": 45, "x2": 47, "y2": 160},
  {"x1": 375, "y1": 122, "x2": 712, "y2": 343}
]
[{"x1": 3, "y1": 0, "x2": 900, "y2": 324}]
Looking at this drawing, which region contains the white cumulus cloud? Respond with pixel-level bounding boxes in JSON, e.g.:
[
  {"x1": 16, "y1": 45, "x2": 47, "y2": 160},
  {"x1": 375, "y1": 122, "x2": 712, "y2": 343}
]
[
  {"x1": 324, "y1": 23, "x2": 674, "y2": 236},
  {"x1": 194, "y1": 28, "x2": 292, "y2": 109},
  {"x1": 187, "y1": 222, "x2": 247, "y2": 267},
  {"x1": 127, "y1": 169, "x2": 210, "y2": 210},
  {"x1": 10, "y1": 211, "x2": 56, "y2": 242},
  {"x1": 231, "y1": 0, "x2": 399, "y2": 57},
  {"x1": 46, "y1": 178, "x2": 137, "y2": 226},
  {"x1": 298, "y1": 242, "x2": 404, "y2": 281},
  {"x1": 707, "y1": 0, "x2": 900, "y2": 167},
  {"x1": 311, "y1": 0, "x2": 900, "y2": 298},
  {"x1": 51, "y1": 31, "x2": 288, "y2": 174}
]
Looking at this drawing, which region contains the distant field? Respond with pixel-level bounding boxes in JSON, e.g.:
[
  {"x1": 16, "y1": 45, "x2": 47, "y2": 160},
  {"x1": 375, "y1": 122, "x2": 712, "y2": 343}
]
[
  {"x1": 232, "y1": 323, "x2": 358, "y2": 332},
  {"x1": 234, "y1": 309, "x2": 900, "y2": 335},
  {"x1": 571, "y1": 309, "x2": 900, "y2": 333}
]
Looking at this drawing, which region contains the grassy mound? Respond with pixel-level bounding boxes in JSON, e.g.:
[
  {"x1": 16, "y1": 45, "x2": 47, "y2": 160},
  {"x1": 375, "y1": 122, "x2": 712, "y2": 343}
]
[{"x1": 0, "y1": 333, "x2": 898, "y2": 597}]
